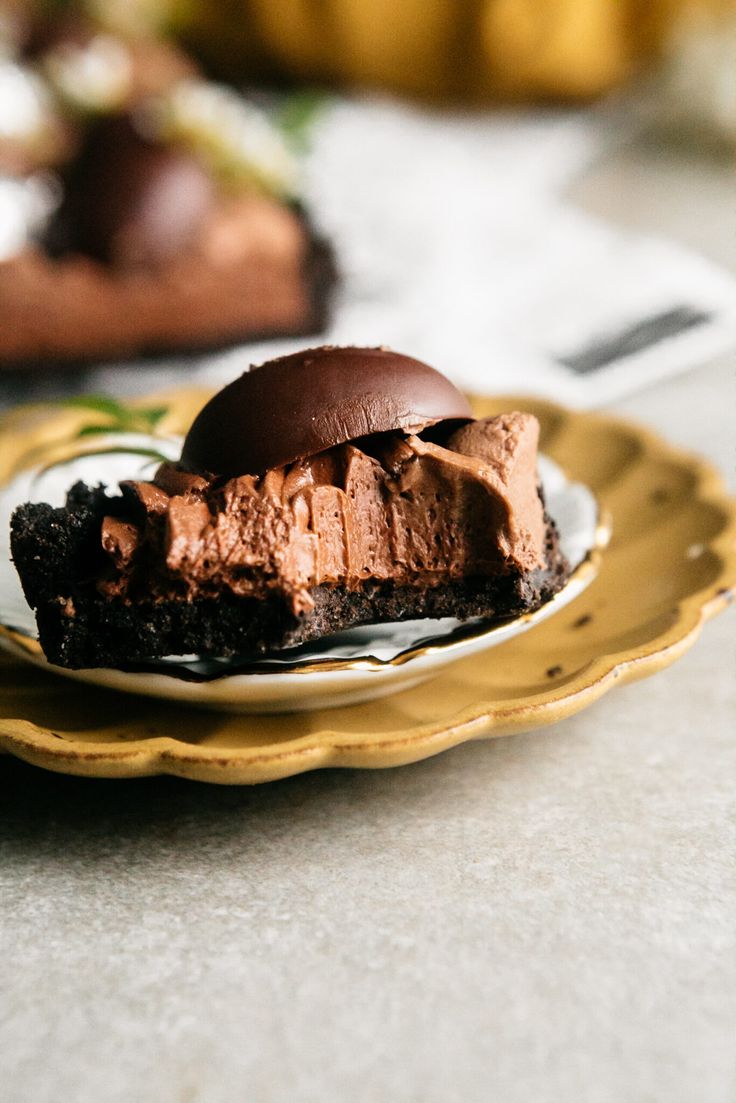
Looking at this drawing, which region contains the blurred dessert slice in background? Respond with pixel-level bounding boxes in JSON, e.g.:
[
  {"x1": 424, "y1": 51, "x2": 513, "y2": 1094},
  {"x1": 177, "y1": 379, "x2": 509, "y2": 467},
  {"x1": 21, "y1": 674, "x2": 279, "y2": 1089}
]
[{"x1": 0, "y1": 1, "x2": 335, "y2": 368}]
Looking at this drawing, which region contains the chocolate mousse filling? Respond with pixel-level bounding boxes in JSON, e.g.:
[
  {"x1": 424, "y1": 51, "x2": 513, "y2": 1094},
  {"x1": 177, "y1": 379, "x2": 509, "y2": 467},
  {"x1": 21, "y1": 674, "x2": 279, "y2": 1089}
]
[{"x1": 11, "y1": 348, "x2": 570, "y2": 669}]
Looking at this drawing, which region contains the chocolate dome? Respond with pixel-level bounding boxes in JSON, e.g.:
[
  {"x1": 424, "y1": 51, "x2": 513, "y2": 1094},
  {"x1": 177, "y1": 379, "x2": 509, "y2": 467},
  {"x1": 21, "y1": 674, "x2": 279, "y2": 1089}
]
[
  {"x1": 47, "y1": 115, "x2": 215, "y2": 268},
  {"x1": 181, "y1": 346, "x2": 473, "y2": 476}
]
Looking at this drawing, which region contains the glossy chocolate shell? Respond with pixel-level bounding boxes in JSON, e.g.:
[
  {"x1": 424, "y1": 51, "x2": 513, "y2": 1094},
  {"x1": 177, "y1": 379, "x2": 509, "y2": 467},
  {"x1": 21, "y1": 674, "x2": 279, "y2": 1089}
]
[{"x1": 181, "y1": 346, "x2": 473, "y2": 476}]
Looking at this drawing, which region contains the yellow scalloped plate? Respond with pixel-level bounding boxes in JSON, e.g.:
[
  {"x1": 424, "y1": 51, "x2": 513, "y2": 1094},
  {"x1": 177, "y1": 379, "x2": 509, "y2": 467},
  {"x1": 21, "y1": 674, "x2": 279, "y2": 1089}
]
[{"x1": 0, "y1": 390, "x2": 734, "y2": 784}]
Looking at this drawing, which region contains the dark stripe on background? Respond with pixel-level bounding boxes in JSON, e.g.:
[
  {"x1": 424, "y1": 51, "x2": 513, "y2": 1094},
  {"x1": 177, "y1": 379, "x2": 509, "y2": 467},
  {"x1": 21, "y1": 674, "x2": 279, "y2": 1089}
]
[{"x1": 559, "y1": 306, "x2": 712, "y2": 374}]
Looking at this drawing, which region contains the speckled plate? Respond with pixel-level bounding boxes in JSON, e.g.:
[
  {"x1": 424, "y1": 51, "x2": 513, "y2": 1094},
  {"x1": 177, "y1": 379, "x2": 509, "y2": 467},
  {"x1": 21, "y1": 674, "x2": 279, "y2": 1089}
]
[{"x1": 0, "y1": 391, "x2": 734, "y2": 782}]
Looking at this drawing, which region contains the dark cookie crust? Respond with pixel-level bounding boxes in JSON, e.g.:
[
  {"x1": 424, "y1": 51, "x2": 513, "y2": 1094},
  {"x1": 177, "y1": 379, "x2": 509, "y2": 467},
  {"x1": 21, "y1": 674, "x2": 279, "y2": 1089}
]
[{"x1": 11, "y1": 483, "x2": 569, "y2": 670}]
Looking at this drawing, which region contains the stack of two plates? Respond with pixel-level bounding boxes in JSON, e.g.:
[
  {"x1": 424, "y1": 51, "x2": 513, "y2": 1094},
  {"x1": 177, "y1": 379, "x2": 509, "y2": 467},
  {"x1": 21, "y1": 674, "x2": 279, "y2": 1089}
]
[{"x1": 0, "y1": 392, "x2": 733, "y2": 782}]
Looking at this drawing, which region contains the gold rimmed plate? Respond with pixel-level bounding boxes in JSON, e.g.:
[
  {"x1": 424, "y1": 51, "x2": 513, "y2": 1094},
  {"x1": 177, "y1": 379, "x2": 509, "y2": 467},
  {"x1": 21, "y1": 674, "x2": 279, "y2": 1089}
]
[
  {"x1": 0, "y1": 391, "x2": 734, "y2": 782},
  {"x1": 0, "y1": 419, "x2": 606, "y2": 711}
]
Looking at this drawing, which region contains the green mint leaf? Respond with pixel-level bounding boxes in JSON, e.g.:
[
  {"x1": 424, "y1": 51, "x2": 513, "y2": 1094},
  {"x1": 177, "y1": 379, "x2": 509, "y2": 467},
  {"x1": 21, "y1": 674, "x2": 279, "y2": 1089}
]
[
  {"x1": 63, "y1": 395, "x2": 131, "y2": 420},
  {"x1": 136, "y1": 406, "x2": 169, "y2": 429},
  {"x1": 36, "y1": 444, "x2": 171, "y2": 479},
  {"x1": 74, "y1": 425, "x2": 122, "y2": 439},
  {"x1": 277, "y1": 90, "x2": 330, "y2": 151}
]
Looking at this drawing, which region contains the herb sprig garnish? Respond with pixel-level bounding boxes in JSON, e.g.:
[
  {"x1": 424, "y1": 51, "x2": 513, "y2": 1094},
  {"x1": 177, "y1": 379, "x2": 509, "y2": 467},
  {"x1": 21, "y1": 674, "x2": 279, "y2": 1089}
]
[
  {"x1": 64, "y1": 395, "x2": 169, "y2": 438},
  {"x1": 276, "y1": 90, "x2": 330, "y2": 152},
  {"x1": 49, "y1": 395, "x2": 174, "y2": 466}
]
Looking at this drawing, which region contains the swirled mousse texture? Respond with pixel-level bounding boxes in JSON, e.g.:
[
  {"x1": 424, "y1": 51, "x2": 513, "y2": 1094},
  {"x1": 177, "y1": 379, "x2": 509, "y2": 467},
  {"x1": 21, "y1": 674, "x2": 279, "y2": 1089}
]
[{"x1": 99, "y1": 412, "x2": 547, "y2": 616}]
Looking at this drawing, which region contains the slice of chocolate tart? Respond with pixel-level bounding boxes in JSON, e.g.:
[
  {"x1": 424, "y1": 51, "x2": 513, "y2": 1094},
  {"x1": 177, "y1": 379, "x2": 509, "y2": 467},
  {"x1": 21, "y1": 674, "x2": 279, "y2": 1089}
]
[
  {"x1": 0, "y1": 22, "x2": 335, "y2": 368},
  {"x1": 10, "y1": 347, "x2": 569, "y2": 669}
]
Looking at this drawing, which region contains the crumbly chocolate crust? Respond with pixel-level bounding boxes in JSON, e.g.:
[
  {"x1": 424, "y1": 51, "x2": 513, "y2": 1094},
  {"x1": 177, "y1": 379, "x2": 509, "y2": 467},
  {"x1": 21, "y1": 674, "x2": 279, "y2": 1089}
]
[{"x1": 11, "y1": 482, "x2": 568, "y2": 670}]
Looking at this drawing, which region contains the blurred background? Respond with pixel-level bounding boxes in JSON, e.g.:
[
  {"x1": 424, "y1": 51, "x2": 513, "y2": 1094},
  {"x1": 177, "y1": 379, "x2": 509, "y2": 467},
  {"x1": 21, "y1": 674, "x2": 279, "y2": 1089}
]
[
  {"x1": 2, "y1": 12, "x2": 734, "y2": 1103},
  {"x1": 0, "y1": 0, "x2": 734, "y2": 409}
]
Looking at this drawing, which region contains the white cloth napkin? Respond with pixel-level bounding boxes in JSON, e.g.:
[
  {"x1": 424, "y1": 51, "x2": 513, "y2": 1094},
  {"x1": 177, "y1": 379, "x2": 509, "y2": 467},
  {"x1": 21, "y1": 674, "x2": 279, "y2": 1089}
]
[
  {"x1": 7, "y1": 95, "x2": 735, "y2": 410},
  {"x1": 297, "y1": 97, "x2": 736, "y2": 407}
]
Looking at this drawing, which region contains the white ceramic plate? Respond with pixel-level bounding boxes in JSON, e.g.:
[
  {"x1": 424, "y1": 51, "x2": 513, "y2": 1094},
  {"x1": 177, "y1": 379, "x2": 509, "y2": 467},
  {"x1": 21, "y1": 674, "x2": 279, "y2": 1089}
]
[{"x1": 0, "y1": 440, "x2": 609, "y2": 712}]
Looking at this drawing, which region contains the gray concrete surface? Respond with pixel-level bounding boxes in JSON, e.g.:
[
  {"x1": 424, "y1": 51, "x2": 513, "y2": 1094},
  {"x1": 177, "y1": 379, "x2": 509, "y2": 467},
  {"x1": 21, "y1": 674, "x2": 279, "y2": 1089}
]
[{"x1": 1, "y1": 128, "x2": 734, "y2": 1103}]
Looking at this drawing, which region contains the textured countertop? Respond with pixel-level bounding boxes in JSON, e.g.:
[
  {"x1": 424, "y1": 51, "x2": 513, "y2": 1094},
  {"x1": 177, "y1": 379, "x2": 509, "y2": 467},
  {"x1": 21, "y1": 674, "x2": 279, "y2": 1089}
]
[{"x1": 1, "y1": 126, "x2": 734, "y2": 1103}]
